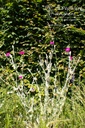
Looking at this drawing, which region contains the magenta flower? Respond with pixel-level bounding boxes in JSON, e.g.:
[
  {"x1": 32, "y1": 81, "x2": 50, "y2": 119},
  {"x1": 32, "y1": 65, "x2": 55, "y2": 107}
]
[
  {"x1": 6, "y1": 52, "x2": 11, "y2": 57},
  {"x1": 19, "y1": 75, "x2": 23, "y2": 79},
  {"x1": 50, "y1": 41, "x2": 54, "y2": 45},
  {"x1": 19, "y1": 51, "x2": 25, "y2": 55},
  {"x1": 65, "y1": 48, "x2": 70, "y2": 52},
  {"x1": 70, "y1": 56, "x2": 73, "y2": 60}
]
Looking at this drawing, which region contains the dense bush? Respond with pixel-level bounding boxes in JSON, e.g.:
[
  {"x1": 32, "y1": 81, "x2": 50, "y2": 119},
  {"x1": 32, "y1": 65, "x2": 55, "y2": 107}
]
[{"x1": 0, "y1": 0, "x2": 85, "y2": 81}]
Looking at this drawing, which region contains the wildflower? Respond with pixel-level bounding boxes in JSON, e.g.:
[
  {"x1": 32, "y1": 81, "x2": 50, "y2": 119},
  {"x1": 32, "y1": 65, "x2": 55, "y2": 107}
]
[
  {"x1": 65, "y1": 47, "x2": 70, "y2": 52},
  {"x1": 19, "y1": 75, "x2": 23, "y2": 79},
  {"x1": 50, "y1": 41, "x2": 54, "y2": 45},
  {"x1": 6, "y1": 52, "x2": 11, "y2": 57},
  {"x1": 19, "y1": 51, "x2": 25, "y2": 55}
]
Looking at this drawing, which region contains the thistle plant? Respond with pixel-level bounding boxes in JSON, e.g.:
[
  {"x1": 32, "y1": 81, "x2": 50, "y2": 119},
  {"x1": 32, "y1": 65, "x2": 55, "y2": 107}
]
[{"x1": 0, "y1": 43, "x2": 80, "y2": 128}]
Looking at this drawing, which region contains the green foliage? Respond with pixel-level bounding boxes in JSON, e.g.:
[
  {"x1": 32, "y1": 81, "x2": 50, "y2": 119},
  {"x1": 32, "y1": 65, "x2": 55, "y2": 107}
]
[
  {"x1": 0, "y1": 0, "x2": 85, "y2": 127},
  {"x1": 46, "y1": 85, "x2": 85, "y2": 128},
  {"x1": 67, "y1": 25, "x2": 85, "y2": 36},
  {"x1": 0, "y1": 0, "x2": 85, "y2": 50},
  {"x1": 0, "y1": 45, "x2": 84, "y2": 128},
  {"x1": 0, "y1": 0, "x2": 84, "y2": 77},
  {"x1": 0, "y1": 87, "x2": 26, "y2": 128},
  {"x1": 0, "y1": 84, "x2": 85, "y2": 127}
]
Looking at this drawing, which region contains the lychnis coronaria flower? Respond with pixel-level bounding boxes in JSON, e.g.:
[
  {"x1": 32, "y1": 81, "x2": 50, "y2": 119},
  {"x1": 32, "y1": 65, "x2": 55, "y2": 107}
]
[
  {"x1": 50, "y1": 41, "x2": 54, "y2": 45},
  {"x1": 6, "y1": 52, "x2": 11, "y2": 57},
  {"x1": 65, "y1": 47, "x2": 70, "y2": 52},
  {"x1": 19, "y1": 75, "x2": 23, "y2": 79},
  {"x1": 19, "y1": 51, "x2": 25, "y2": 55}
]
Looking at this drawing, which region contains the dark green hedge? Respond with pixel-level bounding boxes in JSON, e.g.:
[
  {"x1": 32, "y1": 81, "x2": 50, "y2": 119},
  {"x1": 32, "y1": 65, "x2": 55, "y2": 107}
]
[{"x1": 0, "y1": 0, "x2": 85, "y2": 84}]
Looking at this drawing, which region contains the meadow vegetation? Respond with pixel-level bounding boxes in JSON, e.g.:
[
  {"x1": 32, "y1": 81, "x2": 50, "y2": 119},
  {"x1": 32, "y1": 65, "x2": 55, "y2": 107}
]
[{"x1": 0, "y1": 0, "x2": 85, "y2": 128}]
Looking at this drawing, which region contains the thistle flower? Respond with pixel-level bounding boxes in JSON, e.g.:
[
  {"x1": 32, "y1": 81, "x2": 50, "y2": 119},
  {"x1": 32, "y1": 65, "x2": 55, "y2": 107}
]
[
  {"x1": 19, "y1": 75, "x2": 23, "y2": 79},
  {"x1": 19, "y1": 51, "x2": 25, "y2": 55},
  {"x1": 50, "y1": 41, "x2": 54, "y2": 45},
  {"x1": 65, "y1": 48, "x2": 70, "y2": 52},
  {"x1": 6, "y1": 52, "x2": 11, "y2": 57}
]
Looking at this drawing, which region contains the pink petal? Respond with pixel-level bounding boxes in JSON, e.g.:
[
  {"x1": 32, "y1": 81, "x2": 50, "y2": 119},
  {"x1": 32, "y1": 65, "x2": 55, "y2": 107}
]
[
  {"x1": 19, "y1": 75, "x2": 23, "y2": 79},
  {"x1": 19, "y1": 51, "x2": 25, "y2": 55},
  {"x1": 50, "y1": 41, "x2": 54, "y2": 45},
  {"x1": 65, "y1": 48, "x2": 70, "y2": 52},
  {"x1": 6, "y1": 52, "x2": 11, "y2": 57}
]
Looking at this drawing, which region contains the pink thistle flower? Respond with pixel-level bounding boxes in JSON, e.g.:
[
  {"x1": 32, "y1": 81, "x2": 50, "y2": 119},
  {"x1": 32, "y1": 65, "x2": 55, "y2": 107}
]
[
  {"x1": 19, "y1": 75, "x2": 23, "y2": 79},
  {"x1": 70, "y1": 56, "x2": 73, "y2": 60},
  {"x1": 19, "y1": 51, "x2": 25, "y2": 55},
  {"x1": 65, "y1": 48, "x2": 70, "y2": 52},
  {"x1": 6, "y1": 52, "x2": 11, "y2": 57},
  {"x1": 50, "y1": 41, "x2": 54, "y2": 45}
]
